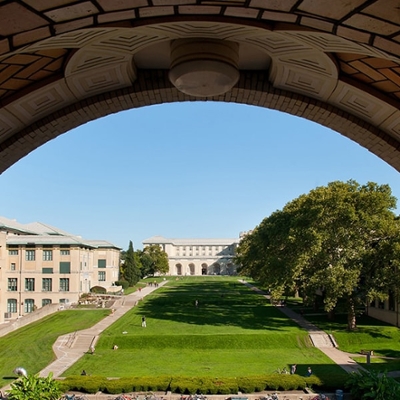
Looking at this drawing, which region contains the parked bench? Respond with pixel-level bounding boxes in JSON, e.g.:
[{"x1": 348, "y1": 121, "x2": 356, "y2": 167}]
[{"x1": 360, "y1": 349, "x2": 374, "y2": 355}]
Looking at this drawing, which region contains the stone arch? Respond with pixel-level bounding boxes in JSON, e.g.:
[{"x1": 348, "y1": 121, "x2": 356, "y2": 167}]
[
  {"x1": 175, "y1": 263, "x2": 182, "y2": 276},
  {"x1": 213, "y1": 263, "x2": 221, "y2": 275},
  {"x1": 201, "y1": 263, "x2": 208, "y2": 276},
  {"x1": 0, "y1": 2, "x2": 399, "y2": 172}
]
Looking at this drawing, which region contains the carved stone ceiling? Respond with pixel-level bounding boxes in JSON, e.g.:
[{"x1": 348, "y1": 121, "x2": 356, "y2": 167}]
[{"x1": 0, "y1": 0, "x2": 399, "y2": 173}]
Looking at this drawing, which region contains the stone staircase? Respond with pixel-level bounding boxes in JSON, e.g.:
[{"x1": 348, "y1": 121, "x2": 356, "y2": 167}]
[{"x1": 309, "y1": 333, "x2": 335, "y2": 348}]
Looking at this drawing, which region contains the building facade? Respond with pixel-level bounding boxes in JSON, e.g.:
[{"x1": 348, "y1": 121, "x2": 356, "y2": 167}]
[
  {"x1": 142, "y1": 236, "x2": 240, "y2": 276},
  {"x1": 0, "y1": 217, "x2": 120, "y2": 324}
]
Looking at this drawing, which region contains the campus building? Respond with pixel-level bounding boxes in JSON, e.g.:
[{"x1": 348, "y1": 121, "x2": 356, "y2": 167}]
[
  {"x1": 0, "y1": 217, "x2": 121, "y2": 324},
  {"x1": 142, "y1": 235, "x2": 241, "y2": 276}
]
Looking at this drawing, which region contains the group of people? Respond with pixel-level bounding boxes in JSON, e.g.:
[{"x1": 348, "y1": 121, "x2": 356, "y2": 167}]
[{"x1": 290, "y1": 364, "x2": 312, "y2": 376}]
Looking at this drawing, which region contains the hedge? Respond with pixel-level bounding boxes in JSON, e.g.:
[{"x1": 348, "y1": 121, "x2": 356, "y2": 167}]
[{"x1": 58, "y1": 373, "x2": 347, "y2": 394}]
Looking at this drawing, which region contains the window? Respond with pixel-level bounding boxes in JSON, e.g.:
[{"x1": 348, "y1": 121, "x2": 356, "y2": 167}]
[
  {"x1": 60, "y1": 249, "x2": 70, "y2": 256},
  {"x1": 10, "y1": 263, "x2": 16, "y2": 271},
  {"x1": 25, "y1": 250, "x2": 35, "y2": 261},
  {"x1": 42, "y1": 268, "x2": 53, "y2": 274},
  {"x1": 24, "y1": 299, "x2": 35, "y2": 313},
  {"x1": 42, "y1": 299, "x2": 52, "y2": 307},
  {"x1": 60, "y1": 262, "x2": 71, "y2": 274},
  {"x1": 25, "y1": 278, "x2": 35, "y2": 291},
  {"x1": 42, "y1": 278, "x2": 52, "y2": 292},
  {"x1": 98, "y1": 271, "x2": 106, "y2": 281},
  {"x1": 8, "y1": 278, "x2": 17, "y2": 291},
  {"x1": 60, "y1": 278, "x2": 69, "y2": 291},
  {"x1": 98, "y1": 259, "x2": 106, "y2": 268},
  {"x1": 43, "y1": 250, "x2": 53, "y2": 261},
  {"x1": 7, "y1": 299, "x2": 17, "y2": 313},
  {"x1": 9, "y1": 249, "x2": 18, "y2": 256}
]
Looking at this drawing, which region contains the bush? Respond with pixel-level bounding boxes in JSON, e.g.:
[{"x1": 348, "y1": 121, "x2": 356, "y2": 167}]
[
  {"x1": 8, "y1": 374, "x2": 62, "y2": 400},
  {"x1": 345, "y1": 370, "x2": 400, "y2": 399},
  {"x1": 115, "y1": 280, "x2": 130, "y2": 290},
  {"x1": 58, "y1": 373, "x2": 345, "y2": 395}
]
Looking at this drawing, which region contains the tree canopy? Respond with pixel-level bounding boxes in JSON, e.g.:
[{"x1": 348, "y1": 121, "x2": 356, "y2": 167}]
[
  {"x1": 140, "y1": 244, "x2": 169, "y2": 276},
  {"x1": 235, "y1": 180, "x2": 400, "y2": 330},
  {"x1": 122, "y1": 240, "x2": 141, "y2": 286}
]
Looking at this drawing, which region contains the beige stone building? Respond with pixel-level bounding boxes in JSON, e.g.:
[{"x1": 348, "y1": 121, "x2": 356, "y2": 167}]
[
  {"x1": 142, "y1": 236, "x2": 240, "y2": 276},
  {"x1": 0, "y1": 217, "x2": 120, "y2": 323}
]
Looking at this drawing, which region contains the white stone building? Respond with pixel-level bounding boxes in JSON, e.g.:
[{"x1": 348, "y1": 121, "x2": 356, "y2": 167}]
[
  {"x1": 0, "y1": 216, "x2": 121, "y2": 323},
  {"x1": 142, "y1": 236, "x2": 240, "y2": 276}
]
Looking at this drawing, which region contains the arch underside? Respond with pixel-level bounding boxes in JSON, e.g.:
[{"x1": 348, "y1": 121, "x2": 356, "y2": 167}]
[{"x1": 0, "y1": 1, "x2": 399, "y2": 173}]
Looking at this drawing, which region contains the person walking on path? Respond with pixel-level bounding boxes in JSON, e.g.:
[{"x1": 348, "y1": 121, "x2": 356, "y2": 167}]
[{"x1": 141, "y1": 316, "x2": 147, "y2": 327}]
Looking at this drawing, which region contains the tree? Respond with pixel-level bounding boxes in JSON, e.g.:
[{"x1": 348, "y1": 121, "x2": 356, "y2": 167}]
[
  {"x1": 141, "y1": 244, "x2": 169, "y2": 275},
  {"x1": 123, "y1": 240, "x2": 141, "y2": 286},
  {"x1": 236, "y1": 180, "x2": 400, "y2": 330}
]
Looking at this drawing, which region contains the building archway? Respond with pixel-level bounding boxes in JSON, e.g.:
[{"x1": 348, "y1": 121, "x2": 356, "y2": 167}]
[
  {"x1": 201, "y1": 263, "x2": 208, "y2": 276},
  {"x1": 0, "y1": 1, "x2": 399, "y2": 173},
  {"x1": 175, "y1": 264, "x2": 182, "y2": 276},
  {"x1": 213, "y1": 263, "x2": 221, "y2": 275}
]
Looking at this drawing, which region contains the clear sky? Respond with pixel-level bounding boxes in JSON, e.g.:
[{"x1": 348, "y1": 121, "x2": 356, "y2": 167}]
[{"x1": 1, "y1": 101, "x2": 400, "y2": 250}]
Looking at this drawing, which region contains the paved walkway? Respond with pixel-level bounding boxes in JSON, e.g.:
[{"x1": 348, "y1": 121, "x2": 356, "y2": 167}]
[{"x1": 37, "y1": 282, "x2": 166, "y2": 379}]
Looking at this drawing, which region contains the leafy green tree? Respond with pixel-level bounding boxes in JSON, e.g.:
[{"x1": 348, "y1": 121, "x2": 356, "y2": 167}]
[
  {"x1": 7, "y1": 373, "x2": 62, "y2": 400},
  {"x1": 123, "y1": 240, "x2": 141, "y2": 286},
  {"x1": 236, "y1": 180, "x2": 400, "y2": 330},
  {"x1": 141, "y1": 244, "x2": 169, "y2": 276}
]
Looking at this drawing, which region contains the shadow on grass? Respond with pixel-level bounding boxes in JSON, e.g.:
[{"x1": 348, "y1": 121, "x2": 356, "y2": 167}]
[{"x1": 137, "y1": 279, "x2": 299, "y2": 331}]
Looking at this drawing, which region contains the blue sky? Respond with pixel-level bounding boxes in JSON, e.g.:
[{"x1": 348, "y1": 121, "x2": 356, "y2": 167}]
[{"x1": 1, "y1": 101, "x2": 400, "y2": 250}]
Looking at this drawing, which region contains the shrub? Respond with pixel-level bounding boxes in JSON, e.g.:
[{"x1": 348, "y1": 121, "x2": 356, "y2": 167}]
[
  {"x1": 8, "y1": 373, "x2": 62, "y2": 400},
  {"x1": 58, "y1": 373, "x2": 345, "y2": 395},
  {"x1": 345, "y1": 370, "x2": 400, "y2": 399},
  {"x1": 115, "y1": 280, "x2": 130, "y2": 290}
]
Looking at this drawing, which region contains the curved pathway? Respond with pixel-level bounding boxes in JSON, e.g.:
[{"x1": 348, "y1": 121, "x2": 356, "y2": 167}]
[{"x1": 39, "y1": 281, "x2": 167, "y2": 378}]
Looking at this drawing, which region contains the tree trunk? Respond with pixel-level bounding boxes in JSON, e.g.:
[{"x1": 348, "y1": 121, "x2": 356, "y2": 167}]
[{"x1": 347, "y1": 296, "x2": 357, "y2": 331}]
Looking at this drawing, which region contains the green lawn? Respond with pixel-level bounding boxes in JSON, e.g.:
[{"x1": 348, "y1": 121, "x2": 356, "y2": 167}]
[
  {"x1": 64, "y1": 277, "x2": 343, "y2": 379},
  {"x1": 302, "y1": 313, "x2": 400, "y2": 358},
  {"x1": 0, "y1": 309, "x2": 109, "y2": 387}
]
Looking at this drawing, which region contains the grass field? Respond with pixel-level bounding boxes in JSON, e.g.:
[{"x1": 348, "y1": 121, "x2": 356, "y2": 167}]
[
  {"x1": 0, "y1": 309, "x2": 109, "y2": 387},
  {"x1": 63, "y1": 277, "x2": 344, "y2": 379}
]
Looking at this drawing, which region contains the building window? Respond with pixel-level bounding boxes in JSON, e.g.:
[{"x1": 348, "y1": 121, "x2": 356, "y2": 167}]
[
  {"x1": 60, "y1": 262, "x2": 71, "y2": 274},
  {"x1": 7, "y1": 299, "x2": 17, "y2": 313},
  {"x1": 8, "y1": 278, "x2": 17, "y2": 291},
  {"x1": 25, "y1": 250, "x2": 35, "y2": 261},
  {"x1": 42, "y1": 268, "x2": 53, "y2": 274},
  {"x1": 10, "y1": 263, "x2": 16, "y2": 271},
  {"x1": 24, "y1": 299, "x2": 35, "y2": 313},
  {"x1": 25, "y1": 278, "x2": 35, "y2": 291},
  {"x1": 9, "y1": 249, "x2": 18, "y2": 256},
  {"x1": 60, "y1": 249, "x2": 70, "y2": 256},
  {"x1": 98, "y1": 271, "x2": 106, "y2": 281},
  {"x1": 42, "y1": 299, "x2": 52, "y2": 307},
  {"x1": 60, "y1": 278, "x2": 69, "y2": 292},
  {"x1": 42, "y1": 278, "x2": 52, "y2": 292},
  {"x1": 98, "y1": 259, "x2": 106, "y2": 268},
  {"x1": 43, "y1": 250, "x2": 53, "y2": 261}
]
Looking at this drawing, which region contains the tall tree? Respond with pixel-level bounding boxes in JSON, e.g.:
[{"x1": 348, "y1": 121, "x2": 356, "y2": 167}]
[
  {"x1": 236, "y1": 180, "x2": 400, "y2": 330},
  {"x1": 123, "y1": 240, "x2": 141, "y2": 286},
  {"x1": 141, "y1": 244, "x2": 169, "y2": 276}
]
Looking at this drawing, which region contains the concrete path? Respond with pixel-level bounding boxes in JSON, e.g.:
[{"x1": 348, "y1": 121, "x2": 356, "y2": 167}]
[
  {"x1": 39, "y1": 281, "x2": 167, "y2": 378},
  {"x1": 240, "y1": 280, "x2": 364, "y2": 374}
]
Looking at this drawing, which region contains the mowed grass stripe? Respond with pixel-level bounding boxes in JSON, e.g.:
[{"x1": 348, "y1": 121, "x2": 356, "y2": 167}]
[
  {"x1": 0, "y1": 310, "x2": 109, "y2": 387},
  {"x1": 64, "y1": 277, "x2": 340, "y2": 378}
]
